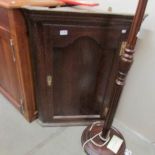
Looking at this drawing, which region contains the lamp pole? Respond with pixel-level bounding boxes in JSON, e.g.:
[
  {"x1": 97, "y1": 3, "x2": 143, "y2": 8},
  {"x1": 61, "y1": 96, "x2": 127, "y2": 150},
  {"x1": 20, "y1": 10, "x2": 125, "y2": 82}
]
[
  {"x1": 82, "y1": 0, "x2": 148, "y2": 154},
  {"x1": 102, "y1": 0, "x2": 148, "y2": 138}
]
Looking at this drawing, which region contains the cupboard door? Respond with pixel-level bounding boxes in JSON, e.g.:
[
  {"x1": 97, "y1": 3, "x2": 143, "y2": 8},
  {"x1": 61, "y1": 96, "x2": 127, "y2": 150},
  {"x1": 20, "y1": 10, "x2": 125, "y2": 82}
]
[
  {"x1": 32, "y1": 24, "x2": 121, "y2": 123},
  {"x1": 0, "y1": 28, "x2": 21, "y2": 109}
]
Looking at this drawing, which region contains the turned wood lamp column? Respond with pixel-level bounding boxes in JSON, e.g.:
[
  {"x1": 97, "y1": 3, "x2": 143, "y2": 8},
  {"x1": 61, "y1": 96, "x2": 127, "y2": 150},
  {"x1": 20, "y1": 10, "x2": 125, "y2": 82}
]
[{"x1": 81, "y1": 0, "x2": 148, "y2": 155}]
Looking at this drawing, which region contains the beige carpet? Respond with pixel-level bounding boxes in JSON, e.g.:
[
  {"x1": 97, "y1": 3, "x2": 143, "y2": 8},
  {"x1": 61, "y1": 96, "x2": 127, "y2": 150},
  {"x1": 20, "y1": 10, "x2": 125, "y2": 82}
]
[{"x1": 0, "y1": 94, "x2": 155, "y2": 155}]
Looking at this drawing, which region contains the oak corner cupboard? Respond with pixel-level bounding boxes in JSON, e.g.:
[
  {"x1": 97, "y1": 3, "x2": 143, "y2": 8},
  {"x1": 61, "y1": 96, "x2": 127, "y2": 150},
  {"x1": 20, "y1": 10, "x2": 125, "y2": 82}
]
[{"x1": 23, "y1": 8, "x2": 134, "y2": 125}]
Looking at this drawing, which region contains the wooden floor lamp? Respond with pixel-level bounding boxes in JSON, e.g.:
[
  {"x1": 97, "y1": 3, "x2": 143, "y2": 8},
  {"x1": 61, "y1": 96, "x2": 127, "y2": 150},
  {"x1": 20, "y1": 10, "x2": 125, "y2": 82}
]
[{"x1": 81, "y1": 0, "x2": 148, "y2": 154}]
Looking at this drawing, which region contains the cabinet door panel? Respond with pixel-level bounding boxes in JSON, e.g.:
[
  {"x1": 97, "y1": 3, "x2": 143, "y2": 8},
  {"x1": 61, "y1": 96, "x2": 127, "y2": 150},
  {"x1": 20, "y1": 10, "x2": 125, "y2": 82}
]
[
  {"x1": 0, "y1": 28, "x2": 21, "y2": 108},
  {"x1": 52, "y1": 37, "x2": 102, "y2": 116},
  {"x1": 0, "y1": 33, "x2": 10, "y2": 91},
  {"x1": 32, "y1": 24, "x2": 120, "y2": 123}
]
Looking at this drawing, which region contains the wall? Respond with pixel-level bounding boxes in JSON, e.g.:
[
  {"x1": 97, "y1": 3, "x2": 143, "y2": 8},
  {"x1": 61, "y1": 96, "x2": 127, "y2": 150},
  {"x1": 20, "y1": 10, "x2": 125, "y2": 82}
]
[
  {"x1": 79, "y1": 0, "x2": 155, "y2": 142},
  {"x1": 86, "y1": 0, "x2": 155, "y2": 143},
  {"x1": 112, "y1": 0, "x2": 155, "y2": 143}
]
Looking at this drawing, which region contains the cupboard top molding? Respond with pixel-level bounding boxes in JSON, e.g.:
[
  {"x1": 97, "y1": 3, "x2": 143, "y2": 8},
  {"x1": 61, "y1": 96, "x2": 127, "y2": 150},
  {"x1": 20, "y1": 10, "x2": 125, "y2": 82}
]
[{"x1": 0, "y1": 0, "x2": 64, "y2": 8}]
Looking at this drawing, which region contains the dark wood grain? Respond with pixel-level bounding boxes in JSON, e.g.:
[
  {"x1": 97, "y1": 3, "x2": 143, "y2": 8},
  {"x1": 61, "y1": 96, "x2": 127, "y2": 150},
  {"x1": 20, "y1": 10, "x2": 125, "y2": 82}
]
[{"x1": 23, "y1": 10, "x2": 133, "y2": 124}]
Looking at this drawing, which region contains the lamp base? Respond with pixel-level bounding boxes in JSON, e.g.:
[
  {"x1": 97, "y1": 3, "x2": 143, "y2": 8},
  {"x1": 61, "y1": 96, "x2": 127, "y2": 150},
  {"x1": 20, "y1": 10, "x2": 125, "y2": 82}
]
[{"x1": 81, "y1": 122, "x2": 126, "y2": 155}]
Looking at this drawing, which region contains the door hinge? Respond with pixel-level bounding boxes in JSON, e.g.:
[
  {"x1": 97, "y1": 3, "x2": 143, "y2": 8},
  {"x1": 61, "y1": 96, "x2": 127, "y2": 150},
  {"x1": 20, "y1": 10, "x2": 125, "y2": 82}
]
[
  {"x1": 119, "y1": 41, "x2": 127, "y2": 56},
  {"x1": 9, "y1": 39, "x2": 16, "y2": 62},
  {"x1": 19, "y1": 98, "x2": 25, "y2": 114}
]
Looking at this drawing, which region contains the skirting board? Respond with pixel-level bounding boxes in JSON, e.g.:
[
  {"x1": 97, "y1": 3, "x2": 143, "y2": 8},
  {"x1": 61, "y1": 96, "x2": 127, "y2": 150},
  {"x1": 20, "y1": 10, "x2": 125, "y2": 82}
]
[{"x1": 113, "y1": 119, "x2": 154, "y2": 146}]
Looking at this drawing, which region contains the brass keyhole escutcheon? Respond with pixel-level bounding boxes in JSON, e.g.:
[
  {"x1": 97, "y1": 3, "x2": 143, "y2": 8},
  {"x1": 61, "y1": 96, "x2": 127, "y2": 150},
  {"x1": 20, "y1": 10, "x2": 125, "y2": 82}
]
[{"x1": 47, "y1": 75, "x2": 52, "y2": 87}]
